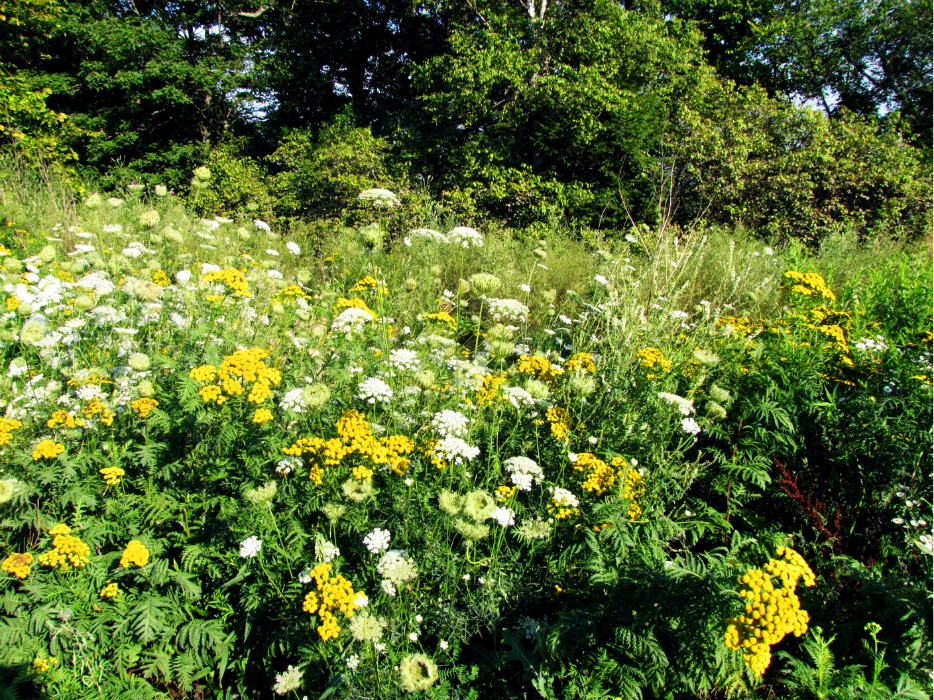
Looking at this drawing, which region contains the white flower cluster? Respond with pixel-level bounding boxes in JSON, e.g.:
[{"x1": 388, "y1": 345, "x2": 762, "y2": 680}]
[
  {"x1": 358, "y1": 377, "x2": 393, "y2": 404},
  {"x1": 279, "y1": 387, "x2": 307, "y2": 413},
  {"x1": 389, "y1": 348, "x2": 420, "y2": 372},
  {"x1": 408, "y1": 227, "x2": 447, "y2": 243},
  {"x1": 377, "y1": 549, "x2": 418, "y2": 584},
  {"x1": 358, "y1": 188, "x2": 400, "y2": 207},
  {"x1": 446, "y1": 226, "x2": 484, "y2": 248},
  {"x1": 550, "y1": 487, "x2": 579, "y2": 508},
  {"x1": 492, "y1": 506, "x2": 515, "y2": 527},
  {"x1": 276, "y1": 455, "x2": 302, "y2": 475},
  {"x1": 315, "y1": 538, "x2": 340, "y2": 563},
  {"x1": 239, "y1": 535, "x2": 262, "y2": 558},
  {"x1": 502, "y1": 386, "x2": 536, "y2": 408},
  {"x1": 486, "y1": 298, "x2": 529, "y2": 324},
  {"x1": 122, "y1": 241, "x2": 154, "y2": 258},
  {"x1": 658, "y1": 392, "x2": 694, "y2": 415},
  {"x1": 504, "y1": 456, "x2": 544, "y2": 491},
  {"x1": 433, "y1": 436, "x2": 480, "y2": 465},
  {"x1": 515, "y1": 616, "x2": 547, "y2": 640},
  {"x1": 364, "y1": 528, "x2": 391, "y2": 554},
  {"x1": 431, "y1": 410, "x2": 470, "y2": 439},
  {"x1": 332, "y1": 307, "x2": 374, "y2": 334},
  {"x1": 854, "y1": 335, "x2": 889, "y2": 352},
  {"x1": 681, "y1": 417, "x2": 702, "y2": 435}
]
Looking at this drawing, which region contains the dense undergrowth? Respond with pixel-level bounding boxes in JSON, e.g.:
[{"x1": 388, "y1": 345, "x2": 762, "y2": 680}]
[{"x1": 0, "y1": 166, "x2": 930, "y2": 700}]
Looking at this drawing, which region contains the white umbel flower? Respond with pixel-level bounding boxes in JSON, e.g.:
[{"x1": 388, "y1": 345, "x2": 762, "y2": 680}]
[
  {"x1": 446, "y1": 226, "x2": 484, "y2": 248},
  {"x1": 433, "y1": 436, "x2": 480, "y2": 465},
  {"x1": 492, "y1": 506, "x2": 515, "y2": 527},
  {"x1": 364, "y1": 528, "x2": 391, "y2": 554},
  {"x1": 390, "y1": 348, "x2": 420, "y2": 371},
  {"x1": 332, "y1": 307, "x2": 374, "y2": 334},
  {"x1": 358, "y1": 188, "x2": 400, "y2": 207},
  {"x1": 357, "y1": 377, "x2": 393, "y2": 404},
  {"x1": 431, "y1": 410, "x2": 470, "y2": 439},
  {"x1": 239, "y1": 536, "x2": 262, "y2": 558}
]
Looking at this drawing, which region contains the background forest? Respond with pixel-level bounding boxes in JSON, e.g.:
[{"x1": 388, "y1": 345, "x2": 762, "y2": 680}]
[{"x1": 0, "y1": 0, "x2": 931, "y2": 239}]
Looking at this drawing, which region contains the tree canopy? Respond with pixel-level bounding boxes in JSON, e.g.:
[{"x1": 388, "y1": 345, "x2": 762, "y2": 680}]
[{"x1": 0, "y1": 0, "x2": 929, "y2": 239}]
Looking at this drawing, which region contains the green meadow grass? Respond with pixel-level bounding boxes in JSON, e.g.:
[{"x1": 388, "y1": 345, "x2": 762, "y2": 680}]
[{"x1": 0, "y1": 168, "x2": 929, "y2": 699}]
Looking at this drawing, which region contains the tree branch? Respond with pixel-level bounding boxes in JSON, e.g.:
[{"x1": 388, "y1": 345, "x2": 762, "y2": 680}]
[{"x1": 238, "y1": 5, "x2": 268, "y2": 18}]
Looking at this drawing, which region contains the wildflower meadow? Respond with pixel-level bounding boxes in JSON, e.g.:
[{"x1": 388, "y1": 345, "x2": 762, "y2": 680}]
[{"x1": 0, "y1": 171, "x2": 930, "y2": 700}]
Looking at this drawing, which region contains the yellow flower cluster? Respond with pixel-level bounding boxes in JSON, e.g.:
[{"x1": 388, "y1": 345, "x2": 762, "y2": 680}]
[
  {"x1": 349, "y1": 275, "x2": 378, "y2": 292},
  {"x1": 783, "y1": 271, "x2": 836, "y2": 302},
  {"x1": 81, "y1": 398, "x2": 115, "y2": 426},
  {"x1": 301, "y1": 563, "x2": 365, "y2": 640},
  {"x1": 151, "y1": 269, "x2": 170, "y2": 286},
  {"x1": 47, "y1": 410, "x2": 85, "y2": 429},
  {"x1": 1, "y1": 552, "x2": 33, "y2": 578},
  {"x1": 545, "y1": 406, "x2": 571, "y2": 440},
  {"x1": 566, "y1": 352, "x2": 595, "y2": 374},
  {"x1": 120, "y1": 540, "x2": 150, "y2": 568},
  {"x1": 38, "y1": 526, "x2": 90, "y2": 570},
  {"x1": 425, "y1": 310, "x2": 457, "y2": 329},
  {"x1": 30, "y1": 657, "x2": 57, "y2": 675},
  {"x1": 517, "y1": 355, "x2": 564, "y2": 384},
  {"x1": 570, "y1": 454, "x2": 644, "y2": 518},
  {"x1": 6, "y1": 296, "x2": 19, "y2": 310},
  {"x1": 473, "y1": 373, "x2": 508, "y2": 406},
  {"x1": 131, "y1": 398, "x2": 159, "y2": 418},
  {"x1": 253, "y1": 408, "x2": 273, "y2": 424},
  {"x1": 99, "y1": 581, "x2": 120, "y2": 598},
  {"x1": 619, "y1": 466, "x2": 645, "y2": 520},
  {"x1": 716, "y1": 316, "x2": 764, "y2": 338},
  {"x1": 0, "y1": 417, "x2": 22, "y2": 445},
  {"x1": 99, "y1": 466, "x2": 125, "y2": 486},
  {"x1": 572, "y1": 453, "x2": 616, "y2": 494},
  {"x1": 812, "y1": 324, "x2": 848, "y2": 352},
  {"x1": 636, "y1": 347, "x2": 671, "y2": 372},
  {"x1": 32, "y1": 439, "x2": 64, "y2": 460},
  {"x1": 547, "y1": 498, "x2": 579, "y2": 520},
  {"x1": 278, "y1": 284, "x2": 310, "y2": 299},
  {"x1": 495, "y1": 485, "x2": 518, "y2": 500},
  {"x1": 201, "y1": 268, "x2": 251, "y2": 297},
  {"x1": 283, "y1": 410, "x2": 415, "y2": 484},
  {"x1": 190, "y1": 349, "x2": 281, "y2": 406},
  {"x1": 336, "y1": 297, "x2": 377, "y2": 318},
  {"x1": 724, "y1": 547, "x2": 816, "y2": 676},
  {"x1": 189, "y1": 364, "x2": 217, "y2": 382}
]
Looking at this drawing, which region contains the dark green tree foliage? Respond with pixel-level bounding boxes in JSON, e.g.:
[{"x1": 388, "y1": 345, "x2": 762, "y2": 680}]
[
  {"x1": 663, "y1": 0, "x2": 933, "y2": 153},
  {"x1": 409, "y1": 0, "x2": 721, "y2": 227},
  {"x1": 16, "y1": 0, "x2": 269, "y2": 187},
  {"x1": 258, "y1": 0, "x2": 454, "y2": 137}
]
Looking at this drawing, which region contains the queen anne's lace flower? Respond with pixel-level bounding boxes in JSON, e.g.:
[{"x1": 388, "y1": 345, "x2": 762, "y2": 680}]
[
  {"x1": 280, "y1": 388, "x2": 307, "y2": 412},
  {"x1": 239, "y1": 536, "x2": 262, "y2": 558},
  {"x1": 377, "y1": 549, "x2": 418, "y2": 584},
  {"x1": 390, "y1": 348, "x2": 420, "y2": 371},
  {"x1": 446, "y1": 226, "x2": 484, "y2": 248},
  {"x1": 658, "y1": 392, "x2": 694, "y2": 415},
  {"x1": 431, "y1": 410, "x2": 469, "y2": 438},
  {"x1": 364, "y1": 528, "x2": 391, "y2": 554},
  {"x1": 681, "y1": 417, "x2": 701, "y2": 435},
  {"x1": 504, "y1": 456, "x2": 543, "y2": 490},
  {"x1": 492, "y1": 506, "x2": 515, "y2": 527},
  {"x1": 332, "y1": 307, "x2": 374, "y2": 334},
  {"x1": 433, "y1": 436, "x2": 480, "y2": 465},
  {"x1": 408, "y1": 228, "x2": 447, "y2": 243},
  {"x1": 486, "y1": 298, "x2": 529, "y2": 324},
  {"x1": 357, "y1": 377, "x2": 393, "y2": 404}
]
